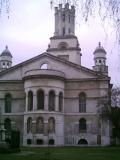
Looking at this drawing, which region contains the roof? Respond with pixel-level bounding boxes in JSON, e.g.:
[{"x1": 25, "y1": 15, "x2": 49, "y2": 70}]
[
  {"x1": 1, "y1": 46, "x2": 13, "y2": 58},
  {"x1": 0, "y1": 52, "x2": 110, "y2": 81},
  {"x1": 93, "y1": 42, "x2": 106, "y2": 54}
]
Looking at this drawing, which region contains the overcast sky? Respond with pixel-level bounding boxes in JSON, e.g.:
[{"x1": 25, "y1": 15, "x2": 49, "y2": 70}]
[{"x1": 0, "y1": 0, "x2": 120, "y2": 86}]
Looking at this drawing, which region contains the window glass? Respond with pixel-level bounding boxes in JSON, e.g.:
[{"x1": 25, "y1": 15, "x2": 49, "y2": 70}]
[
  {"x1": 49, "y1": 91, "x2": 55, "y2": 111},
  {"x1": 79, "y1": 92, "x2": 86, "y2": 113},
  {"x1": 40, "y1": 63, "x2": 48, "y2": 69},
  {"x1": 5, "y1": 94, "x2": 12, "y2": 113},
  {"x1": 37, "y1": 90, "x2": 44, "y2": 110}
]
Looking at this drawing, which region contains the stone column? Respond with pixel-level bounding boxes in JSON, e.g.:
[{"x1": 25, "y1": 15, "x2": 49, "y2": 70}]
[
  {"x1": 44, "y1": 121, "x2": 48, "y2": 136},
  {"x1": 23, "y1": 119, "x2": 28, "y2": 136},
  {"x1": 44, "y1": 121, "x2": 49, "y2": 145},
  {"x1": 62, "y1": 94, "x2": 64, "y2": 113},
  {"x1": 55, "y1": 94, "x2": 59, "y2": 112},
  {"x1": 32, "y1": 120, "x2": 36, "y2": 145},
  {"x1": 32, "y1": 121, "x2": 36, "y2": 134},
  {"x1": 23, "y1": 121, "x2": 27, "y2": 146},
  {"x1": 25, "y1": 92, "x2": 28, "y2": 112},
  {"x1": 33, "y1": 93, "x2": 37, "y2": 111},
  {"x1": 44, "y1": 94, "x2": 48, "y2": 111}
]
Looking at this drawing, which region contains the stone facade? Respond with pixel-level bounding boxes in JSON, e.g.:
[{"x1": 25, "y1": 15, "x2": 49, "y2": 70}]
[{"x1": 0, "y1": 3, "x2": 112, "y2": 146}]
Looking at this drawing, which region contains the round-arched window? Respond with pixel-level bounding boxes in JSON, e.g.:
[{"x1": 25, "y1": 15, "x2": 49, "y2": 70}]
[
  {"x1": 40, "y1": 63, "x2": 48, "y2": 69},
  {"x1": 58, "y1": 42, "x2": 68, "y2": 49}
]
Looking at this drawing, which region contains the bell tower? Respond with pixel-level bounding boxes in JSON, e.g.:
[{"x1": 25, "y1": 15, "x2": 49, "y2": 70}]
[
  {"x1": 54, "y1": 3, "x2": 75, "y2": 36},
  {"x1": 47, "y1": 3, "x2": 82, "y2": 65}
]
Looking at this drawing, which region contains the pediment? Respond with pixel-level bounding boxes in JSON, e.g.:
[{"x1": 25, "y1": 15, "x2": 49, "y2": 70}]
[{"x1": 0, "y1": 53, "x2": 108, "y2": 81}]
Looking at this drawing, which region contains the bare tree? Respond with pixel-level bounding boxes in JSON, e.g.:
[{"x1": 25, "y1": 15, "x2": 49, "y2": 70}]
[
  {"x1": 111, "y1": 87, "x2": 120, "y2": 107},
  {"x1": 109, "y1": 106, "x2": 120, "y2": 145},
  {"x1": 0, "y1": 0, "x2": 10, "y2": 17},
  {"x1": 109, "y1": 87, "x2": 120, "y2": 144},
  {"x1": 1, "y1": 0, "x2": 120, "y2": 44}
]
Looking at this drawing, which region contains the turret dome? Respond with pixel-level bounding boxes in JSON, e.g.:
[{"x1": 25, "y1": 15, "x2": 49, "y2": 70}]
[
  {"x1": 93, "y1": 42, "x2": 106, "y2": 54},
  {"x1": 1, "y1": 46, "x2": 12, "y2": 58},
  {"x1": 93, "y1": 42, "x2": 108, "y2": 75},
  {"x1": 0, "y1": 45, "x2": 13, "y2": 70}
]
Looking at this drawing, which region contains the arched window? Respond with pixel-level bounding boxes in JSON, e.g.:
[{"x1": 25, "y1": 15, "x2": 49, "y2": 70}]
[
  {"x1": 48, "y1": 117, "x2": 55, "y2": 134},
  {"x1": 36, "y1": 117, "x2": 44, "y2": 134},
  {"x1": 59, "y1": 92, "x2": 63, "y2": 112},
  {"x1": 49, "y1": 91, "x2": 55, "y2": 111},
  {"x1": 4, "y1": 118, "x2": 11, "y2": 132},
  {"x1": 79, "y1": 118, "x2": 86, "y2": 132},
  {"x1": 62, "y1": 12, "x2": 65, "y2": 22},
  {"x1": 58, "y1": 42, "x2": 68, "y2": 49},
  {"x1": 69, "y1": 14, "x2": 70, "y2": 22},
  {"x1": 63, "y1": 27, "x2": 65, "y2": 36},
  {"x1": 28, "y1": 91, "x2": 33, "y2": 111},
  {"x1": 5, "y1": 93, "x2": 12, "y2": 113},
  {"x1": 79, "y1": 92, "x2": 86, "y2": 113},
  {"x1": 78, "y1": 139, "x2": 88, "y2": 145},
  {"x1": 27, "y1": 117, "x2": 32, "y2": 133},
  {"x1": 40, "y1": 63, "x2": 48, "y2": 69},
  {"x1": 48, "y1": 139, "x2": 55, "y2": 145},
  {"x1": 68, "y1": 28, "x2": 70, "y2": 34},
  {"x1": 37, "y1": 90, "x2": 44, "y2": 110}
]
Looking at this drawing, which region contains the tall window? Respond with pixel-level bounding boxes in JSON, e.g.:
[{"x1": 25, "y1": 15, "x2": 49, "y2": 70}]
[
  {"x1": 79, "y1": 92, "x2": 86, "y2": 113},
  {"x1": 79, "y1": 118, "x2": 86, "y2": 133},
  {"x1": 36, "y1": 117, "x2": 44, "y2": 134},
  {"x1": 49, "y1": 91, "x2": 55, "y2": 111},
  {"x1": 4, "y1": 118, "x2": 11, "y2": 132},
  {"x1": 5, "y1": 93, "x2": 12, "y2": 113},
  {"x1": 63, "y1": 27, "x2": 65, "y2": 36},
  {"x1": 68, "y1": 28, "x2": 70, "y2": 34},
  {"x1": 62, "y1": 13, "x2": 65, "y2": 21},
  {"x1": 69, "y1": 14, "x2": 70, "y2": 22},
  {"x1": 28, "y1": 91, "x2": 33, "y2": 111},
  {"x1": 27, "y1": 117, "x2": 32, "y2": 133},
  {"x1": 37, "y1": 90, "x2": 44, "y2": 110},
  {"x1": 59, "y1": 92, "x2": 63, "y2": 112},
  {"x1": 48, "y1": 117, "x2": 55, "y2": 133}
]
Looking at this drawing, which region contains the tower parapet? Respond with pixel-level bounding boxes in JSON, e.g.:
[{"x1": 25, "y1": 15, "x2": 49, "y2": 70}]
[{"x1": 54, "y1": 3, "x2": 75, "y2": 37}]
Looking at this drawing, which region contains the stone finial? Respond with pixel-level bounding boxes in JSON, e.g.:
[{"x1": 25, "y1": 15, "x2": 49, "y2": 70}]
[
  {"x1": 59, "y1": 4, "x2": 62, "y2": 9},
  {"x1": 65, "y1": 3, "x2": 69, "y2": 9},
  {"x1": 98, "y1": 42, "x2": 101, "y2": 47},
  {"x1": 55, "y1": 7, "x2": 58, "y2": 13},
  {"x1": 6, "y1": 45, "x2": 8, "y2": 50}
]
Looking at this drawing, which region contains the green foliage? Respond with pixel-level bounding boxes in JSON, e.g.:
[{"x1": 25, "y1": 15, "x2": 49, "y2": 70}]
[
  {"x1": 0, "y1": 130, "x2": 20, "y2": 153},
  {"x1": 109, "y1": 107, "x2": 120, "y2": 138},
  {"x1": 10, "y1": 130, "x2": 20, "y2": 149},
  {"x1": 1, "y1": 147, "x2": 120, "y2": 160}
]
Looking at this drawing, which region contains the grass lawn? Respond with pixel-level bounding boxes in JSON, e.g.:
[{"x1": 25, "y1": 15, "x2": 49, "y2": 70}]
[{"x1": 0, "y1": 146, "x2": 120, "y2": 160}]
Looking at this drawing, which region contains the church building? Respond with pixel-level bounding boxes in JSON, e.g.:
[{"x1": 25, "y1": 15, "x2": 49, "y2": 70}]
[{"x1": 0, "y1": 3, "x2": 112, "y2": 146}]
